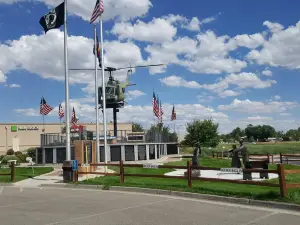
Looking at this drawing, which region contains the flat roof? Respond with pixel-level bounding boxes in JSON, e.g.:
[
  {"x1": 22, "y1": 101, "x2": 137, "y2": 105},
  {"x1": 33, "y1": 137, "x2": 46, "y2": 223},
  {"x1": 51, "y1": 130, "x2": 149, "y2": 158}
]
[{"x1": 0, "y1": 122, "x2": 132, "y2": 125}]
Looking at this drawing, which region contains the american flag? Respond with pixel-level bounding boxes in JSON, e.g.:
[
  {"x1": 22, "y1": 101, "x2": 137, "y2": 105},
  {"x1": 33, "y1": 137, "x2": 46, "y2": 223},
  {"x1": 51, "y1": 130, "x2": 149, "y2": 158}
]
[
  {"x1": 40, "y1": 97, "x2": 53, "y2": 115},
  {"x1": 58, "y1": 103, "x2": 64, "y2": 119},
  {"x1": 71, "y1": 107, "x2": 78, "y2": 124},
  {"x1": 171, "y1": 105, "x2": 176, "y2": 121},
  {"x1": 152, "y1": 91, "x2": 159, "y2": 118},
  {"x1": 90, "y1": 0, "x2": 104, "y2": 24},
  {"x1": 159, "y1": 100, "x2": 164, "y2": 122}
]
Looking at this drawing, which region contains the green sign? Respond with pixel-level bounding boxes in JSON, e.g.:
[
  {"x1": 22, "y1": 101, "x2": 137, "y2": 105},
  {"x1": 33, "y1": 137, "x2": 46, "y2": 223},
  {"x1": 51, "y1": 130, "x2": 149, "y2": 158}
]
[{"x1": 11, "y1": 125, "x2": 17, "y2": 132}]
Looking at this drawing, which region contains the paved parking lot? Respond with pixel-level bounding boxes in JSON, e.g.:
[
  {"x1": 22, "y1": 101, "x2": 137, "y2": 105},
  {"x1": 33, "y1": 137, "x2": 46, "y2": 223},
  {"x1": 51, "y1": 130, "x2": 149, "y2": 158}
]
[{"x1": 0, "y1": 186, "x2": 300, "y2": 225}]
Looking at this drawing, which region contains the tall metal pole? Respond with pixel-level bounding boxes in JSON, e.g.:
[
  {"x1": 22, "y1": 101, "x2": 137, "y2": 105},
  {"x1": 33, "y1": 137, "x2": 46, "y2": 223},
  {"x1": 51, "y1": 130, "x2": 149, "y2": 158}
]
[
  {"x1": 5, "y1": 127, "x2": 8, "y2": 151},
  {"x1": 94, "y1": 24, "x2": 100, "y2": 163},
  {"x1": 64, "y1": 0, "x2": 71, "y2": 160},
  {"x1": 99, "y1": 15, "x2": 108, "y2": 165}
]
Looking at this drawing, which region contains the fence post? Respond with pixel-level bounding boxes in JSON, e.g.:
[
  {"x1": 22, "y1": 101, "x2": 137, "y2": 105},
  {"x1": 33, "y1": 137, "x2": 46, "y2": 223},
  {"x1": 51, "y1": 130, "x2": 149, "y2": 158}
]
[
  {"x1": 212, "y1": 151, "x2": 215, "y2": 158},
  {"x1": 74, "y1": 170, "x2": 78, "y2": 183},
  {"x1": 187, "y1": 161, "x2": 192, "y2": 188},
  {"x1": 280, "y1": 153, "x2": 282, "y2": 164},
  {"x1": 277, "y1": 164, "x2": 287, "y2": 198},
  {"x1": 120, "y1": 160, "x2": 124, "y2": 184},
  {"x1": 267, "y1": 153, "x2": 270, "y2": 163},
  {"x1": 10, "y1": 162, "x2": 15, "y2": 183}
]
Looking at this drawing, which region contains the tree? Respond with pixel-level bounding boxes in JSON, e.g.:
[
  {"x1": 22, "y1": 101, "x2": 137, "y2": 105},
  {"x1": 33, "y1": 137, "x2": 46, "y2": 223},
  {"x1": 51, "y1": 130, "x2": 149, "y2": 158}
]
[
  {"x1": 184, "y1": 119, "x2": 220, "y2": 147},
  {"x1": 230, "y1": 127, "x2": 245, "y2": 141},
  {"x1": 132, "y1": 123, "x2": 144, "y2": 132},
  {"x1": 146, "y1": 123, "x2": 178, "y2": 142}
]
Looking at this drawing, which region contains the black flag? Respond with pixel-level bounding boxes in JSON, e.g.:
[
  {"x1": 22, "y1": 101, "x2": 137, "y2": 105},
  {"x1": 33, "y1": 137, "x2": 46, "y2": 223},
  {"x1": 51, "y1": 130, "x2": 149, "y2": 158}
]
[{"x1": 39, "y1": 2, "x2": 64, "y2": 33}]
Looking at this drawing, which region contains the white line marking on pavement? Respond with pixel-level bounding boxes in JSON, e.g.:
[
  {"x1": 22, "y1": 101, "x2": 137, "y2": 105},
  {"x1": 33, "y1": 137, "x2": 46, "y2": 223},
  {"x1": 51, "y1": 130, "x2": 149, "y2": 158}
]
[
  {"x1": 240, "y1": 212, "x2": 278, "y2": 225},
  {"x1": 44, "y1": 198, "x2": 174, "y2": 225},
  {"x1": 0, "y1": 187, "x2": 3, "y2": 195}
]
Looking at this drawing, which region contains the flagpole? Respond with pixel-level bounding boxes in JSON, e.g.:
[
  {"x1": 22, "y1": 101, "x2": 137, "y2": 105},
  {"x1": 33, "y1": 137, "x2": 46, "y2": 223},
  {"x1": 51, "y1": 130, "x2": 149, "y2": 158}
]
[
  {"x1": 94, "y1": 24, "x2": 100, "y2": 163},
  {"x1": 64, "y1": 0, "x2": 71, "y2": 160},
  {"x1": 99, "y1": 14, "x2": 108, "y2": 167}
]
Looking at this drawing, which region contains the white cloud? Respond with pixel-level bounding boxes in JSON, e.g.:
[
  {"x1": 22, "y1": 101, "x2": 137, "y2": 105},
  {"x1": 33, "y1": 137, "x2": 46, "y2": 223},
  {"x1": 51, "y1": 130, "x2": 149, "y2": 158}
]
[
  {"x1": 0, "y1": 30, "x2": 143, "y2": 85},
  {"x1": 262, "y1": 69, "x2": 272, "y2": 76},
  {"x1": 14, "y1": 99, "x2": 230, "y2": 133},
  {"x1": 159, "y1": 75, "x2": 201, "y2": 88},
  {"x1": 111, "y1": 18, "x2": 177, "y2": 43},
  {"x1": 218, "y1": 98, "x2": 298, "y2": 114},
  {"x1": 0, "y1": 0, "x2": 152, "y2": 22},
  {"x1": 0, "y1": 70, "x2": 7, "y2": 83},
  {"x1": 184, "y1": 17, "x2": 200, "y2": 31},
  {"x1": 263, "y1": 21, "x2": 284, "y2": 33},
  {"x1": 127, "y1": 90, "x2": 146, "y2": 100},
  {"x1": 9, "y1": 84, "x2": 21, "y2": 88},
  {"x1": 160, "y1": 73, "x2": 276, "y2": 97},
  {"x1": 247, "y1": 116, "x2": 273, "y2": 121},
  {"x1": 247, "y1": 21, "x2": 300, "y2": 70},
  {"x1": 233, "y1": 33, "x2": 265, "y2": 49},
  {"x1": 273, "y1": 95, "x2": 281, "y2": 100}
]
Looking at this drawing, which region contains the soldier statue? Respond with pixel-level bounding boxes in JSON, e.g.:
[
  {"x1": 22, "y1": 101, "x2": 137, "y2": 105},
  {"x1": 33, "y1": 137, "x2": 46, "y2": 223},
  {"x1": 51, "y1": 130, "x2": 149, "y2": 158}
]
[
  {"x1": 236, "y1": 139, "x2": 252, "y2": 180},
  {"x1": 228, "y1": 144, "x2": 241, "y2": 168},
  {"x1": 192, "y1": 142, "x2": 201, "y2": 166}
]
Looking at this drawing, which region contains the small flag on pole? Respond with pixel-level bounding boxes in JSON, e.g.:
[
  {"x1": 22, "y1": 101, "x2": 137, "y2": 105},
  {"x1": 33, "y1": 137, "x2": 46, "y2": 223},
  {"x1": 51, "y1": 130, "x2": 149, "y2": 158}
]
[
  {"x1": 152, "y1": 91, "x2": 159, "y2": 118},
  {"x1": 160, "y1": 100, "x2": 163, "y2": 122},
  {"x1": 93, "y1": 35, "x2": 102, "y2": 68},
  {"x1": 71, "y1": 107, "x2": 78, "y2": 124},
  {"x1": 171, "y1": 105, "x2": 176, "y2": 121},
  {"x1": 90, "y1": 0, "x2": 104, "y2": 24},
  {"x1": 59, "y1": 103, "x2": 64, "y2": 119},
  {"x1": 39, "y1": 2, "x2": 65, "y2": 33},
  {"x1": 40, "y1": 97, "x2": 53, "y2": 115}
]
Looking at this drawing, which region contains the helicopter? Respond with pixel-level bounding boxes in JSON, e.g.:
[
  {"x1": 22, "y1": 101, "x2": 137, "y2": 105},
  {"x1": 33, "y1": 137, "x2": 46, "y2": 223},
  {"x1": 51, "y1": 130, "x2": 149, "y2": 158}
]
[
  {"x1": 69, "y1": 64, "x2": 165, "y2": 108},
  {"x1": 98, "y1": 64, "x2": 164, "y2": 108}
]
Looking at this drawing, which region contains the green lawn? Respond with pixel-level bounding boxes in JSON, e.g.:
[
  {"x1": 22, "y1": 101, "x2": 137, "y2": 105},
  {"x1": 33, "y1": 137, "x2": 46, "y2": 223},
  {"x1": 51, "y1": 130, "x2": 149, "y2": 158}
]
[
  {"x1": 0, "y1": 166, "x2": 54, "y2": 182},
  {"x1": 181, "y1": 142, "x2": 300, "y2": 156},
  {"x1": 80, "y1": 157, "x2": 300, "y2": 205}
]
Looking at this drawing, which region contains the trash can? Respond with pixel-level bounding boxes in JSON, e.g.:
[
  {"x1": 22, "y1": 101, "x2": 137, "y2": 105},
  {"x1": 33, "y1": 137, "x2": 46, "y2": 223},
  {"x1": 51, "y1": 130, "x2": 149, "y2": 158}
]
[{"x1": 62, "y1": 160, "x2": 74, "y2": 183}]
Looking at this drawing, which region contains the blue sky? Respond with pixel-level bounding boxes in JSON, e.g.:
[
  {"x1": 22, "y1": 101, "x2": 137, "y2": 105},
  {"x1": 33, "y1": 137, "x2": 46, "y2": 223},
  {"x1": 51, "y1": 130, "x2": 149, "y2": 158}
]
[{"x1": 1, "y1": 0, "x2": 300, "y2": 134}]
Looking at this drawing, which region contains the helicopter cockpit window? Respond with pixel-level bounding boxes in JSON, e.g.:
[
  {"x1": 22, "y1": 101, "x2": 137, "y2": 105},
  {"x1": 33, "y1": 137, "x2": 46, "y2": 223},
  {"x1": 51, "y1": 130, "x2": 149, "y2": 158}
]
[{"x1": 105, "y1": 86, "x2": 116, "y2": 98}]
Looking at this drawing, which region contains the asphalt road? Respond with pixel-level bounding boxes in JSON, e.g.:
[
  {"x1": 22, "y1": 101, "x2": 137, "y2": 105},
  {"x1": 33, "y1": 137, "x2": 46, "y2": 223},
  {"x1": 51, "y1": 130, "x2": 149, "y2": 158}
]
[{"x1": 0, "y1": 186, "x2": 300, "y2": 225}]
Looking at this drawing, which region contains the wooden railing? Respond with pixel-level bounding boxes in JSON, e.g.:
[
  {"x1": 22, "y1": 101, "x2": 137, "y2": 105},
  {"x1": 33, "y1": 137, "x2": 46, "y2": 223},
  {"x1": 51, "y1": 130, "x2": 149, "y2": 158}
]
[
  {"x1": 74, "y1": 161, "x2": 299, "y2": 197},
  {"x1": 280, "y1": 153, "x2": 300, "y2": 164},
  {"x1": 0, "y1": 162, "x2": 15, "y2": 182},
  {"x1": 212, "y1": 152, "x2": 274, "y2": 163}
]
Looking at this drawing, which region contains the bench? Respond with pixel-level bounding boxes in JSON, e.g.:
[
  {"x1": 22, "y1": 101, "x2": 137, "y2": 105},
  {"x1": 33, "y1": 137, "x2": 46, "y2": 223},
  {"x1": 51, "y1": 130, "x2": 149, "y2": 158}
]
[{"x1": 243, "y1": 159, "x2": 269, "y2": 180}]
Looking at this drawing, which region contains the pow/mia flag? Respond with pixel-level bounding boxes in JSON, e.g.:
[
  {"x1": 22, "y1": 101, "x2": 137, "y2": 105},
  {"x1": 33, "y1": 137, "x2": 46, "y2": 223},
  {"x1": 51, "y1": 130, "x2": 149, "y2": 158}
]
[{"x1": 39, "y1": 2, "x2": 64, "y2": 33}]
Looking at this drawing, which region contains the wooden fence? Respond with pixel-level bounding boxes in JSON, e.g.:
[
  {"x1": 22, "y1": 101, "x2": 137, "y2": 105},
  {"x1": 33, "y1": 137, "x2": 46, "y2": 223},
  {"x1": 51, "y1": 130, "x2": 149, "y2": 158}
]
[
  {"x1": 0, "y1": 162, "x2": 15, "y2": 182},
  {"x1": 280, "y1": 153, "x2": 300, "y2": 164},
  {"x1": 212, "y1": 152, "x2": 274, "y2": 163},
  {"x1": 75, "y1": 161, "x2": 300, "y2": 198}
]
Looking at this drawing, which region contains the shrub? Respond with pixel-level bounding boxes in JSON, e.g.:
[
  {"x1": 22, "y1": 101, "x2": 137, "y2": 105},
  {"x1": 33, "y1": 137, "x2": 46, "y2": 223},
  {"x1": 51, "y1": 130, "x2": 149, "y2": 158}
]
[
  {"x1": 1, "y1": 155, "x2": 20, "y2": 165},
  {"x1": 0, "y1": 155, "x2": 4, "y2": 161},
  {"x1": 15, "y1": 151, "x2": 28, "y2": 163},
  {"x1": 26, "y1": 148, "x2": 36, "y2": 161},
  {"x1": 6, "y1": 149, "x2": 14, "y2": 155}
]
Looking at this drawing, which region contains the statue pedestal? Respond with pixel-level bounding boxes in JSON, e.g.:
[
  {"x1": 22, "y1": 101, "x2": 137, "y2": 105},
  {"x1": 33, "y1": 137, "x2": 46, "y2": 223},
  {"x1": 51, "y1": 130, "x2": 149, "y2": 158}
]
[{"x1": 184, "y1": 170, "x2": 201, "y2": 177}]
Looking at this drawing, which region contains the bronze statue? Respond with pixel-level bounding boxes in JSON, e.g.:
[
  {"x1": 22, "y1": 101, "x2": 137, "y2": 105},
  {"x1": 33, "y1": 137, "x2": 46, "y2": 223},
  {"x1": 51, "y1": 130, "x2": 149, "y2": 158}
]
[
  {"x1": 228, "y1": 144, "x2": 241, "y2": 168},
  {"x1": 192, "y1": 142, "x2": 201, "y2": 166}
]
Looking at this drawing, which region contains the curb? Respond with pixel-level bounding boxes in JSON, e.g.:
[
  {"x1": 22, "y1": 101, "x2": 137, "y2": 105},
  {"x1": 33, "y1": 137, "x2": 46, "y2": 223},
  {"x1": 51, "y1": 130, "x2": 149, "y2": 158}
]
[{"x1": 40, "y1": 183, "x2": 300, "y2": 211}]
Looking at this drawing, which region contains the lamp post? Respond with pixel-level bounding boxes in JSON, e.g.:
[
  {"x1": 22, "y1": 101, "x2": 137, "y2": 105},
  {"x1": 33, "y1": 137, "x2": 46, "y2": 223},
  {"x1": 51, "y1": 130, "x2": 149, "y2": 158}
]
[{"x1": 5, "y1": 126, "x2": 8, "y2": 151}]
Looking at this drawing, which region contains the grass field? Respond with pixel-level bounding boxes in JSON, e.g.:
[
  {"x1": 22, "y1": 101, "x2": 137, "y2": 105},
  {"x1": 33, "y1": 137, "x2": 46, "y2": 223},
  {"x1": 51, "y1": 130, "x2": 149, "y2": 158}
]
[
  {"x1": 181, "y1": 141, "x2": 300, "y2": 156},
  {"x1": 0, "y1": 167, "x2": 54, "y2": 182},
  {"x1": 80, "y1": 157, "x2": 300, "y2": 205}
]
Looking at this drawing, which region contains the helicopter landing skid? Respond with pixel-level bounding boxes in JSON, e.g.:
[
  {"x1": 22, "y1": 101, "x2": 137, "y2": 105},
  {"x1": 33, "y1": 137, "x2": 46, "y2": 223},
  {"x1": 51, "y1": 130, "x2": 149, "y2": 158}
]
[{"x1": 99, "y1": 101, "x2": 124, "y2": 109}]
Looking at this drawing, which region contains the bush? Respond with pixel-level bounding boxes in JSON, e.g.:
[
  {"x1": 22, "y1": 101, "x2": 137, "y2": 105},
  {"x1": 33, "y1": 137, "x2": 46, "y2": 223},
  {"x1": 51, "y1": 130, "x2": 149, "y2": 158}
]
[
  {"x1": 26, "y1": 148, "x2": 36, "y2": 161},
  {"x1": 0, "y1": 155, "x2": 4, "y2": 161},
  {"x1": 1, "y1": 155, "x2": 20, "y2": 165},
  {"x1": 15, "y1": 151, "x2": 28, "y2": 163},
  {"x1": 6, "y1": 149, "x2": 14, "y2": 155}
]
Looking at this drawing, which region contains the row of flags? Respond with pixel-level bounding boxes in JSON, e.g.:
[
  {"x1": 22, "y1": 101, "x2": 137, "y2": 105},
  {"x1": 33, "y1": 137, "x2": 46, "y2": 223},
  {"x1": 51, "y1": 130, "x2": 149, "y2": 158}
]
[
  {"x1": 152, "y1": 91, "x2": 176, "y2": 122},
  {"x1": 40, "y1": 97, "x2": 78, "y2": 124}
]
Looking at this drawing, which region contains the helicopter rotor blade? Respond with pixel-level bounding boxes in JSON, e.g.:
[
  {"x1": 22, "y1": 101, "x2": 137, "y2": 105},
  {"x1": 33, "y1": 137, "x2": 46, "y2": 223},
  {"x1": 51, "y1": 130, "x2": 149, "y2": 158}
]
[{"x1": 114, "y1": 63, "x2": 165, "y2": 71}]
